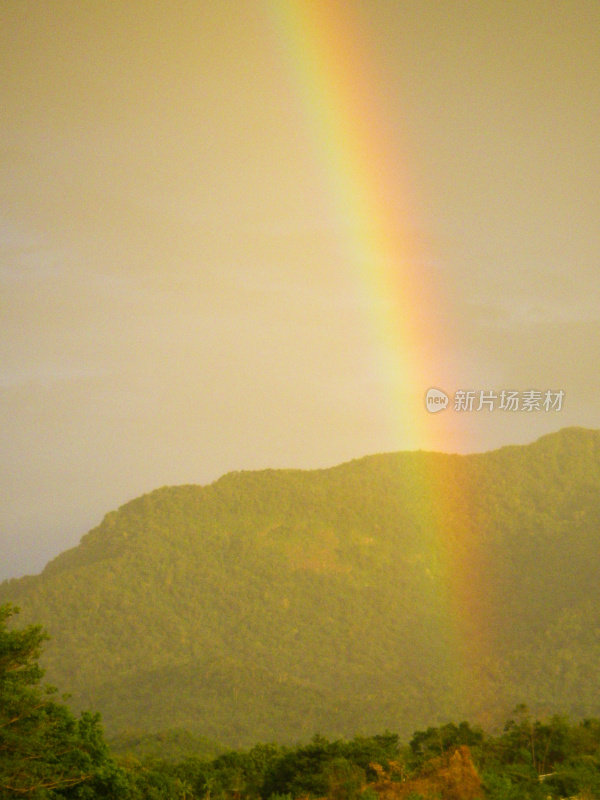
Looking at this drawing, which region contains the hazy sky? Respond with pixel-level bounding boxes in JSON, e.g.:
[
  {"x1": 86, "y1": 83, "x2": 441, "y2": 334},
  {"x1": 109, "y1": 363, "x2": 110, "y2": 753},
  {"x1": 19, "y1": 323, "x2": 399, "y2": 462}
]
[{"x1": 2, "y1": 1, "x2": 599, "y2": 581}]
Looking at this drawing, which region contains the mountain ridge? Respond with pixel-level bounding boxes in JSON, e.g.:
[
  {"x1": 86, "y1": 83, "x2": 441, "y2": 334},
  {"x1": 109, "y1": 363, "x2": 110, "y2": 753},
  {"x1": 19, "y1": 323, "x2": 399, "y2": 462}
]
[
  {"x1": 14, "y1": 425, "x2": 593, "y2": 582},
  {"x1": 2, "y1": 426, "x2": 599, "y2": 747}
]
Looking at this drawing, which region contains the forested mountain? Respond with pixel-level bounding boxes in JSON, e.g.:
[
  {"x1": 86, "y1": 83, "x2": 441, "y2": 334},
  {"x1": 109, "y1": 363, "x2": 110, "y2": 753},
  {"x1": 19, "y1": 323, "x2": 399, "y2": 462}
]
[{"x1": 1, "y1": 427, "x2": 600, "y2": 747}]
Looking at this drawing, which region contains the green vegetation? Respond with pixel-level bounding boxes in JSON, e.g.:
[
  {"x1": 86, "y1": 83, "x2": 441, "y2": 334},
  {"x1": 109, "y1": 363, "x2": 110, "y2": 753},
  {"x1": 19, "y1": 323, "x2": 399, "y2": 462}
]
[
  {"x1": 107, "y1": 728, "x2": 225, "y2": 763},
  {"x1": 1, "y1": 427, "x2": 600, "y2": 747},
  {"x1": 0, "y1": 604, "x2": 126, "y2": 797},
  {"x1": 6, "y1": 604, "x2": 600, "y2": 799}
]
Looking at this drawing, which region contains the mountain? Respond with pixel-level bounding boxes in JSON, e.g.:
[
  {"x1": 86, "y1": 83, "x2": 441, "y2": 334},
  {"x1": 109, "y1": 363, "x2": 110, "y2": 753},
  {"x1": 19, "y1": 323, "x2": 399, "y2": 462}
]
[{"x1": 2, "y1": 427, "x2": 600, "y2": 747}]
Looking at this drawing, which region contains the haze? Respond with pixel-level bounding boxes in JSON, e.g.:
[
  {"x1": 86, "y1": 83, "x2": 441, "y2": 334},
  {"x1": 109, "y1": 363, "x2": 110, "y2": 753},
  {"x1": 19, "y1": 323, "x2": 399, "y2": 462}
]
[{"x1": 1, "y1": 1, "x2": 599, "y2": 580}]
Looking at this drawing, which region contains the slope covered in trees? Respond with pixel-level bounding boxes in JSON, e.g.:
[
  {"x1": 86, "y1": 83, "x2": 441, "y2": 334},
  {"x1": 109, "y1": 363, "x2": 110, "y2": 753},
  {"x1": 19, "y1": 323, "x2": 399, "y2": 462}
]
[
  {"x1": 1, "y1": 427, "x2": 600, "y2": 746},
  {"x1": 0, "y1": 604, "x2": 126, "y2": 797},
  {"x1": 6, "y1": 601, "x2": 600, "y2": 800}
]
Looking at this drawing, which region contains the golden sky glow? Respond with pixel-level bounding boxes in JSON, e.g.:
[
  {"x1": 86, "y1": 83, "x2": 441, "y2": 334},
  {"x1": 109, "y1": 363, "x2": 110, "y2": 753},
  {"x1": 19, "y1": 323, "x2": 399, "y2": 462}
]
[{"x1": 1, "y1": 1, "x2": 599, "y2": 578}]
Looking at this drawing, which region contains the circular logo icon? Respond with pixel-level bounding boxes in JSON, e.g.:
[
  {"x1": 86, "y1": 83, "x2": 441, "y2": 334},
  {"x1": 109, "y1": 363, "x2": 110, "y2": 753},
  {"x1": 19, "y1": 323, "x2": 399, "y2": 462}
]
[{"x1": 425, "y1": 388, "x2": 449, "y2": 413}]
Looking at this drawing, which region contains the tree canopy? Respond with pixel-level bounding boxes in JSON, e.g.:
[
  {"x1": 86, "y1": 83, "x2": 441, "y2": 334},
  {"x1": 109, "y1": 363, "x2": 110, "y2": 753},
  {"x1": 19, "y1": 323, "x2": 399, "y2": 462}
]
[
  {"x1": 4, "y1": 603, "x2": 600, "y2": 799},
  {"x1": 0, "y1": 604, "x2": 125, "y2": 798}
]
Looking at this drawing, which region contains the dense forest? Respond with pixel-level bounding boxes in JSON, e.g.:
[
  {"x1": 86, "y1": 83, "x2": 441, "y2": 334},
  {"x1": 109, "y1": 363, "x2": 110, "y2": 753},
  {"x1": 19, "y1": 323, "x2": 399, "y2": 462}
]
[
  {"x1": 1, "y1": 427, "x2": 600, "y2": 746},
  {"x1": 5, "y1": 603, "x2": 600, "y2": 799}
]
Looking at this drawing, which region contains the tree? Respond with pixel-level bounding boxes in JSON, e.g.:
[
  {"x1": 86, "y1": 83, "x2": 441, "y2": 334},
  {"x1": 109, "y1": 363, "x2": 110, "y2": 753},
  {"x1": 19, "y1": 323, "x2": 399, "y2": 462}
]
[
  {"x1": 409, "y1": 722, "x2": 483, "y2": 768},
  {"x1": 324, "y1": 757, "x2": 365, "y2": 800},
  {"x1": 0, "y1": 604, "x2": 123, "y2": 798}
]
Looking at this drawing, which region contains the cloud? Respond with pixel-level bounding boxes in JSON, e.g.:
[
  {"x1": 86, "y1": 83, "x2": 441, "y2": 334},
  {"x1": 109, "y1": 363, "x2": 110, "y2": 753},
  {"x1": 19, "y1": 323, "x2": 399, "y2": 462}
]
[{"x1": 0, "y1": 363, "x2": 110, "y2": 389}]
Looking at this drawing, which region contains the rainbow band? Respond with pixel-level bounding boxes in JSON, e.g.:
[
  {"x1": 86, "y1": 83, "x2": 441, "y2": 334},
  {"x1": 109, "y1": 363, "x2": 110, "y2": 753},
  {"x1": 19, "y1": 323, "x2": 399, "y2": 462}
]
[
  {"x1": 265, "y1": 1, "x2": 446, "y2": 450},
  {"x1": 265, "y1": 0, "x2": 489, "y2": 712}
]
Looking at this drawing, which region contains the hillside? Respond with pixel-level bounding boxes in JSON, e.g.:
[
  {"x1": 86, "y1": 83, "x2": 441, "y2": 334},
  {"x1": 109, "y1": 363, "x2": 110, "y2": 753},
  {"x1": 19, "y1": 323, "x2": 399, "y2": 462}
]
[{"x1": 2, "y1": 426, "x2": 600, "y2": 747}]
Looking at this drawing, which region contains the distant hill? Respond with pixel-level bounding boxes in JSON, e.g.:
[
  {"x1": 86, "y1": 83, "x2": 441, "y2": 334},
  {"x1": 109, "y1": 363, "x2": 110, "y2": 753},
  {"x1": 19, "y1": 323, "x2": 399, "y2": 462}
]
[{"x1": 2, "y1": 427, "x2": 600, "y2": 747}]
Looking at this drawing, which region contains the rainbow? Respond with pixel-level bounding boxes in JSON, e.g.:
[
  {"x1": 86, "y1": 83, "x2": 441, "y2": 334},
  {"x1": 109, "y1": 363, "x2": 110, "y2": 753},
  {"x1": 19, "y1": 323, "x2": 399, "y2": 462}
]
[
  {"x1": 264, "y1": 0, "x2": 492, "y2": 715},
  {"x1": 264, "y1": 0, "x2": 448, "y2": 452}
]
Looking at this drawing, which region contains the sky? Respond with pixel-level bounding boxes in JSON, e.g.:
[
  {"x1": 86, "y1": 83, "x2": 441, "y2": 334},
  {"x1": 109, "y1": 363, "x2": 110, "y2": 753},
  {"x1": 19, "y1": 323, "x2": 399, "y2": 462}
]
[{"x1": 1, "y1": 1, "x2": 599, "y2": 581}]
